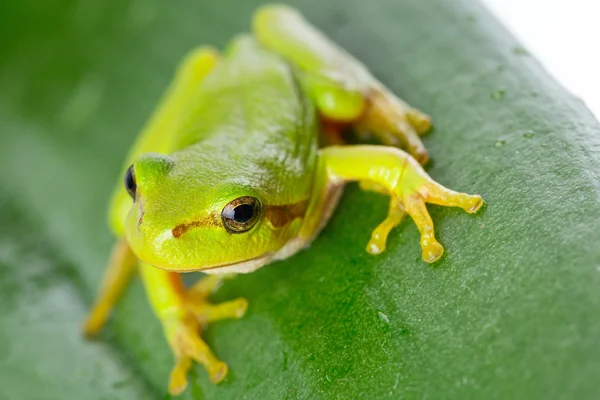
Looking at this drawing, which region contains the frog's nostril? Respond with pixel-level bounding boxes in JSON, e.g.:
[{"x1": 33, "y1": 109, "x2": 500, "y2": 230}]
[{"x1": 137, "y1": 202, "x2": 145, "y2": 228}]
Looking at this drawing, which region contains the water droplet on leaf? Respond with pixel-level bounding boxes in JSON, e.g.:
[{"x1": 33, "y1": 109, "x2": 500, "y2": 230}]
[{"x1": 378, "y1": 311, "x2": 390, "y2": 324}]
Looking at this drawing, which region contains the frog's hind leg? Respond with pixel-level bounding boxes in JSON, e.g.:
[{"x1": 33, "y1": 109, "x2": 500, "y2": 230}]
[
  {"x1": 253, "y1": 4, "x2": 431, "y2": 164},
  {"x1": 354, "y1": 86, "x2": 432, "y2": 164},
  {"x1": 140, "y1": 266, "x2": 247, "y2": 395}
]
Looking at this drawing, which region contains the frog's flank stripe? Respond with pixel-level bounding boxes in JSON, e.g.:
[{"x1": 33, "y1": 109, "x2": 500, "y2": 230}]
[{"x1": 264, "y1": 199, "x2": 309, "y2": 229}]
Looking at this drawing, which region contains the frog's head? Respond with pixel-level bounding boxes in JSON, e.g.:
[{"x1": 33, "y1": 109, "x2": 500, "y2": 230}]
[{"x1": 121, "y1": 152, "x2": 306, "y2": 271}]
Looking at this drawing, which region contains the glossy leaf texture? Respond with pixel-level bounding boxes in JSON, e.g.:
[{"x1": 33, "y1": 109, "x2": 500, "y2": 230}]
[{"x1": 1, "y1": 0, "x2": 599, "y2": 399}]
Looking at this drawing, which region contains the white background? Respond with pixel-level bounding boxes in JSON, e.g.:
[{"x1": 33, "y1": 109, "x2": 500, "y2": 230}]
[{"x1": 482, "y1": 0, "x2": 600, "y2": 118}]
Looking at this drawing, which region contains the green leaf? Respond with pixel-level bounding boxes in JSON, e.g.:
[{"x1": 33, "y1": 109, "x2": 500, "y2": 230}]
[{"x1": 1, "y1": 0, "x2": 600, "y2": 399}]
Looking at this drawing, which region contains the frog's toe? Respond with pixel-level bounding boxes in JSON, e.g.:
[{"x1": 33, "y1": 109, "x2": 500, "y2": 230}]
[
  {"x1": 366, "y1": 198, "x2": 406, "y2": 255},
  {"x1": 169, "y1": 357, "x2": 192, "y2": 395},
  {"x1": 397, "y1": 167, "x2": 482, "y2": 262},
  {"x1": 419, "y1": 180, "x2": 485, "y2": 214},
  {"x1": 465, "y1": 194, "x2": 484, "y2": 213},
  {"x1": 162, "y1": 276, "x2": 248, "y2": 395},
  {"x1": 187, "y1": 297, "x2": 248, "y2": 323},
  {"x1": 407, "y1": 108, "x2": 432, "y2": 135},
  {"x1": 421, "y1": 236, "x2": 444, "y2": 263},
  {"x1": 166, "y1": 318, "x2": 229, "y2": 396},
  {"x1": 399, "y1": 193, "x2": 444, "y2": 263}
]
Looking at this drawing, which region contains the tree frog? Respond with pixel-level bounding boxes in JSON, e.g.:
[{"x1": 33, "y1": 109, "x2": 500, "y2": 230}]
[{"x1": 84, "y1": 4, "x2": 483, "y2": 396}]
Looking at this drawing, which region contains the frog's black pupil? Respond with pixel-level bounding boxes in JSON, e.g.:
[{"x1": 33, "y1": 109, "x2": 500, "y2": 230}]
[
  {"x1": 124, "y1": 165, "x2": 136, "y2": 200},
  {"x1": 233, "y1": 204, "x2": 254, "y2": 223}
]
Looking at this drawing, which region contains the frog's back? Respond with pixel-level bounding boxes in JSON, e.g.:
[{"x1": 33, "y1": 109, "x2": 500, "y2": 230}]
[{"x1": 170, "y1": 35, "x2": 318, "y2": 204}]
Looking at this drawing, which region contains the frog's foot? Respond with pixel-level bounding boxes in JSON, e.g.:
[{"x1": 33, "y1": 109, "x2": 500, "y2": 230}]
[
  {"x1": 399, "y1": 191, "x2": 482, "y2": 263},
  {"x1": 358, "y1": 170, "x2": 482, "y2": 260},
  {"x1": 372, "y1": 187, "x2": 482, "y2": 262},
  {"x1": 164, "y1": 276, "x2": 248, "y2": 395},
  {"x1": 320, "y1": 145, "x2": 483, "y2": 262},
  {"x1": 387, "y1": 158, "x2": 483, "y2": 262},
  {"x1": 356, "y1": 87, "x2": 432, "y2": 165},
  {"x1": 360, "y1": 179, "x2": 480, "y2": 262}
]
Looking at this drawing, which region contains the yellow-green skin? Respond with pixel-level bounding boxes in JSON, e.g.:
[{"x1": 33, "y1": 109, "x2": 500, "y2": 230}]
[{"x1": 86, "y1": 4, "x2": 484, "y2": 396}]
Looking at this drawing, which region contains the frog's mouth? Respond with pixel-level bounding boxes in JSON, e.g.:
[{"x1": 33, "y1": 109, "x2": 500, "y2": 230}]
[{"x1": 155, "y1": 251, "x2": 275, "y2": 275}]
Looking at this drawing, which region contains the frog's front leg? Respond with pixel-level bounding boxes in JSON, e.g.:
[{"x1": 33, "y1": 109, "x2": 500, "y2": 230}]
[
  {"x1": 304, "y1": 146, "x2": 483, "y2": 262},
  {"x1": 140, "y1": 265, "x2": 247, "y2": 395},
  {"x1": 254, "y1": 4, "x2": 432, "y2": 164},
  {"x1": 84, "y1": 239, "x2": 138, "y2": 335}
]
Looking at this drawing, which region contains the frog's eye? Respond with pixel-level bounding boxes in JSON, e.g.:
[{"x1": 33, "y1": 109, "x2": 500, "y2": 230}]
[
  {"x1": 221, "y1": 196, "x2": 261, "y2": 233},
  {"x1": 124, "y1": 165, "x2": 137, "y2": 200}
]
